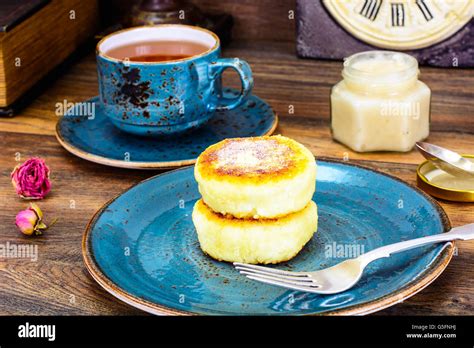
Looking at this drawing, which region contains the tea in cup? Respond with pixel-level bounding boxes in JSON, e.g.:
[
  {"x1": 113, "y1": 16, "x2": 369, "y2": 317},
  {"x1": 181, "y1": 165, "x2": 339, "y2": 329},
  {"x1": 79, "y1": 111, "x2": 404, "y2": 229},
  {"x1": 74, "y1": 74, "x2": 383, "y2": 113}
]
[{"x1": 96, "y1": 25, "x2": 253, "y2": 136}]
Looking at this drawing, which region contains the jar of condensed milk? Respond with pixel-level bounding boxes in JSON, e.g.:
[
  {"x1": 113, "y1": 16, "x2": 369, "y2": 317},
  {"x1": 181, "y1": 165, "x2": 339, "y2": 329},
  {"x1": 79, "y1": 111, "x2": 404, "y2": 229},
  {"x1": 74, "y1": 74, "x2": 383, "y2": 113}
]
[{"x1": 331, "y1": 51, "x2": 431, "y2": 152}]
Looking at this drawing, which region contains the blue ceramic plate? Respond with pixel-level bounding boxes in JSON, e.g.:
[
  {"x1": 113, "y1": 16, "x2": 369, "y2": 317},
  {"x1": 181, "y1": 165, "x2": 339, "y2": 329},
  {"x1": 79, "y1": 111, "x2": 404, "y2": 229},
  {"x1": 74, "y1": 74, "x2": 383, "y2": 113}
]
[
  {"x1": 83, "y1": 160, "x2": 453, "y2": 315},
  {"x1": 56, "y1": 88, "x2": 277, "y2": 169}
]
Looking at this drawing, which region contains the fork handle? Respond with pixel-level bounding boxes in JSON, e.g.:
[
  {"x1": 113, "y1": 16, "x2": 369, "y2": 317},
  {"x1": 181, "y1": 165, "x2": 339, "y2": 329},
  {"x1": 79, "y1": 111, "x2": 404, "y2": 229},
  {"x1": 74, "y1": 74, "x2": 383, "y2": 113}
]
[{"x1": 359, "y1": 223, "x2": 474, "y2": 267}]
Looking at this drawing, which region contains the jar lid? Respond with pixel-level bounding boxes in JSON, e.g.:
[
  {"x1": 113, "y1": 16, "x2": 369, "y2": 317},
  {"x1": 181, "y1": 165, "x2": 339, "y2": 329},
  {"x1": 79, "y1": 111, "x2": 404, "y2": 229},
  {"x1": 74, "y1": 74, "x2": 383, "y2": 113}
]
[{"x1": 417, "y1": 154, "x2": 474, "y2": 202}]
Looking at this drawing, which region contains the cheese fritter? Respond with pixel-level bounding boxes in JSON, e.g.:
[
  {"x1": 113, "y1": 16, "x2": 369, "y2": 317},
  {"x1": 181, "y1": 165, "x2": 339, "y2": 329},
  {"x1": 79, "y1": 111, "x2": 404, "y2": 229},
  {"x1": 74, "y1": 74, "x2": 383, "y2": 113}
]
[
  {"x1": 192, "y1": 199, "x2": 318, "y2": 264},
  {"x1": 195, "y1": 135, "x2": 317, "y2": 219}
]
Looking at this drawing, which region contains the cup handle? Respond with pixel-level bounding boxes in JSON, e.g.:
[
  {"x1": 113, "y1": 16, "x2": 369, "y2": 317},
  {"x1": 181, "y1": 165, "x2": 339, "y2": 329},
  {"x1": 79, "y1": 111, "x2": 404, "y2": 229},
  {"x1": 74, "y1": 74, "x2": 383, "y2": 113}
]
[{"x1": 208, "y1": 58, "x2": 253, "y2": 112}]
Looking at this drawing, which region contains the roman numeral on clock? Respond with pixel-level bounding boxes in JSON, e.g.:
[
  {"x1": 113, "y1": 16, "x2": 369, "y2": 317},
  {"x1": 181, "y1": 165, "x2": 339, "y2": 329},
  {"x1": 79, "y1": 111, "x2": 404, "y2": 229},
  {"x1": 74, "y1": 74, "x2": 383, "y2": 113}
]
[
  {"x1": 391, "y1": 2, "x2": 405, "y2": 26},
  {"x1": 416, "y1": 0, "x2": 434, "y2": 21},
  {"x1": 359, "y1": 0, "x2": 383, "y2": 21}
]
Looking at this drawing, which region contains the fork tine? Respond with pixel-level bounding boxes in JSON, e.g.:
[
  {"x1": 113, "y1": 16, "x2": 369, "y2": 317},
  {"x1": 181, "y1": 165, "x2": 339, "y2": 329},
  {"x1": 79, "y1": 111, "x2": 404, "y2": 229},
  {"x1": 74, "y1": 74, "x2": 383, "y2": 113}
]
[
  {"x1": 233, "y1": 262, "x2": 307, "y2": 277},
  {"x1": 236, "y1": 268, "x2": 313, "y2": 282},
  {"x1": 246, "y1": 275, "x2": 322, "y2": 294},
  {"x1": 239, "y1": 270, "x2": 315, "y2": 285}
]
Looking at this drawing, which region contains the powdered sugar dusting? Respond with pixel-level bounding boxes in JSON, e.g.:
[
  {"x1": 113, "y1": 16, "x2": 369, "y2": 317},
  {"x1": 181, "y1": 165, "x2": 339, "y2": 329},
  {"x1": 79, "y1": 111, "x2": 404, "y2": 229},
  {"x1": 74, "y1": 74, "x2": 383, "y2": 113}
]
[{"x1": 214, "y1": 139, "x2": 292, "y2": 174}]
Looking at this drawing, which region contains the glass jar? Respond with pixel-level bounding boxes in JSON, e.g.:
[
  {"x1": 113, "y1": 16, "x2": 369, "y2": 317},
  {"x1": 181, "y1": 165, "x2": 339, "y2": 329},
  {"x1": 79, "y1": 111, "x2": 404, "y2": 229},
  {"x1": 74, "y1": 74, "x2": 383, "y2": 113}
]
[{"x1": 330, "y1": 51, "x2": 431, "y2": 152}]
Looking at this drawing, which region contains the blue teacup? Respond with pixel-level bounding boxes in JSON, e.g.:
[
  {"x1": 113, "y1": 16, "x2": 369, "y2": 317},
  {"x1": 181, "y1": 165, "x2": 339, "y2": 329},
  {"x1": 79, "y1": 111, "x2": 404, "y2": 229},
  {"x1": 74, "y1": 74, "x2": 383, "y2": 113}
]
[{"x1": 96, "y1": 25, "x2": 253, "y2": 136}]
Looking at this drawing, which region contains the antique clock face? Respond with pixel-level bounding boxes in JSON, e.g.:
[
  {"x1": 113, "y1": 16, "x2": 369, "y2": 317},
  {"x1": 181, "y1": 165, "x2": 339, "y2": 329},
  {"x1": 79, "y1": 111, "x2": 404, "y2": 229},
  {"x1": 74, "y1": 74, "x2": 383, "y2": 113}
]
[{"x1": 322, "y1": 0, "x2": 474, "y2": 50}]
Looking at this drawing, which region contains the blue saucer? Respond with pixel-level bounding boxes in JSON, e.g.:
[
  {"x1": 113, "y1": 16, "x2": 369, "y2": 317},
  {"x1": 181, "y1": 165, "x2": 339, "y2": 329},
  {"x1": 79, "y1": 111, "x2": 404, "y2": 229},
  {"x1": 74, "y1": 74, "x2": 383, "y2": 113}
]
[
  {"x1": 56, "y1": 88, "x2": 277, "y2": 169},
  {"x1": 83, "y1": 160, "x2": 453, "y2": 315}
]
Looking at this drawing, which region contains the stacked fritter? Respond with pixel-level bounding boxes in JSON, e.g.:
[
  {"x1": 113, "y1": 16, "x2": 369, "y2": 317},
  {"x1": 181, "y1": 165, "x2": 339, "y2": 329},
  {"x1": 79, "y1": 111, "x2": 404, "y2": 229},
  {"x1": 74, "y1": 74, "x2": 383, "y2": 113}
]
[{"x1": 192, "y1": 135, "x2": 318, "y2": 264}]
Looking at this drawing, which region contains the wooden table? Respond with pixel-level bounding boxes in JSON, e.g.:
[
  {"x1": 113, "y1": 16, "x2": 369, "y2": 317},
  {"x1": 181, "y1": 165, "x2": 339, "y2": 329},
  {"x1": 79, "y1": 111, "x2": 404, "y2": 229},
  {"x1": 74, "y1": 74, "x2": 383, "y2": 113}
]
[{"x1": 0, "y1": 40, "x2": 472, "y2": 315}]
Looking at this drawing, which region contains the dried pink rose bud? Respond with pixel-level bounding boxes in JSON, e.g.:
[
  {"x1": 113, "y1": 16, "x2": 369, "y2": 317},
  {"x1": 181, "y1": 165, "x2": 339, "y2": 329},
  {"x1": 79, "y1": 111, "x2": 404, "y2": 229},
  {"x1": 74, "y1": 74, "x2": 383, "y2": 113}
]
[
  {"x1": 15, "y1": 203, "x2": 48, "y2": 236},
  {"x1": 11, "y1": 157, "x2": 51, "y2": 199}
]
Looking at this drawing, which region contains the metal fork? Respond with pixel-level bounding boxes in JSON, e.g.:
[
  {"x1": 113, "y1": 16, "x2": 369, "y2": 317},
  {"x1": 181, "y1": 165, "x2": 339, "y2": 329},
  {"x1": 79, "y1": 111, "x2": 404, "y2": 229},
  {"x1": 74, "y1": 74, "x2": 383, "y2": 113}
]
[{"x1": 234, "y1": 223, "x2": 474, "y2": 294}]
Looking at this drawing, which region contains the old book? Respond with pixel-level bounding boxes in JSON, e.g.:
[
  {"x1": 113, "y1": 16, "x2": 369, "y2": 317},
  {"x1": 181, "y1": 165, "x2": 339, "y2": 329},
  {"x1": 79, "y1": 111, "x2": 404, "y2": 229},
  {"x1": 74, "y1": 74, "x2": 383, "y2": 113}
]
[{"x1": 0, "y1": 0, "x2": 99, "y2": 115}]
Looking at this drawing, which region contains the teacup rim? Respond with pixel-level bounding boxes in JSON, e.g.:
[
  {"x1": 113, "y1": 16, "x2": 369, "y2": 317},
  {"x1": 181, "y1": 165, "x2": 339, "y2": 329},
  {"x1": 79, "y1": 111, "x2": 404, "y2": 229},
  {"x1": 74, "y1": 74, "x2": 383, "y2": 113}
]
[{"x1": 96, "y1": 24, "x2": 220, "y2": 65}]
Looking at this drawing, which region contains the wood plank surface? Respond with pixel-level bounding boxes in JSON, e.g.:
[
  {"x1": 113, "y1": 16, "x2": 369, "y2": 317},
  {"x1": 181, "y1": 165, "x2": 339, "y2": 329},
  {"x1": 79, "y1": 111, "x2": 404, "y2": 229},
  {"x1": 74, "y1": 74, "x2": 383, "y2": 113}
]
[{"x1": 0, "y1": 39, "x2": 473, "y2": 315}]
